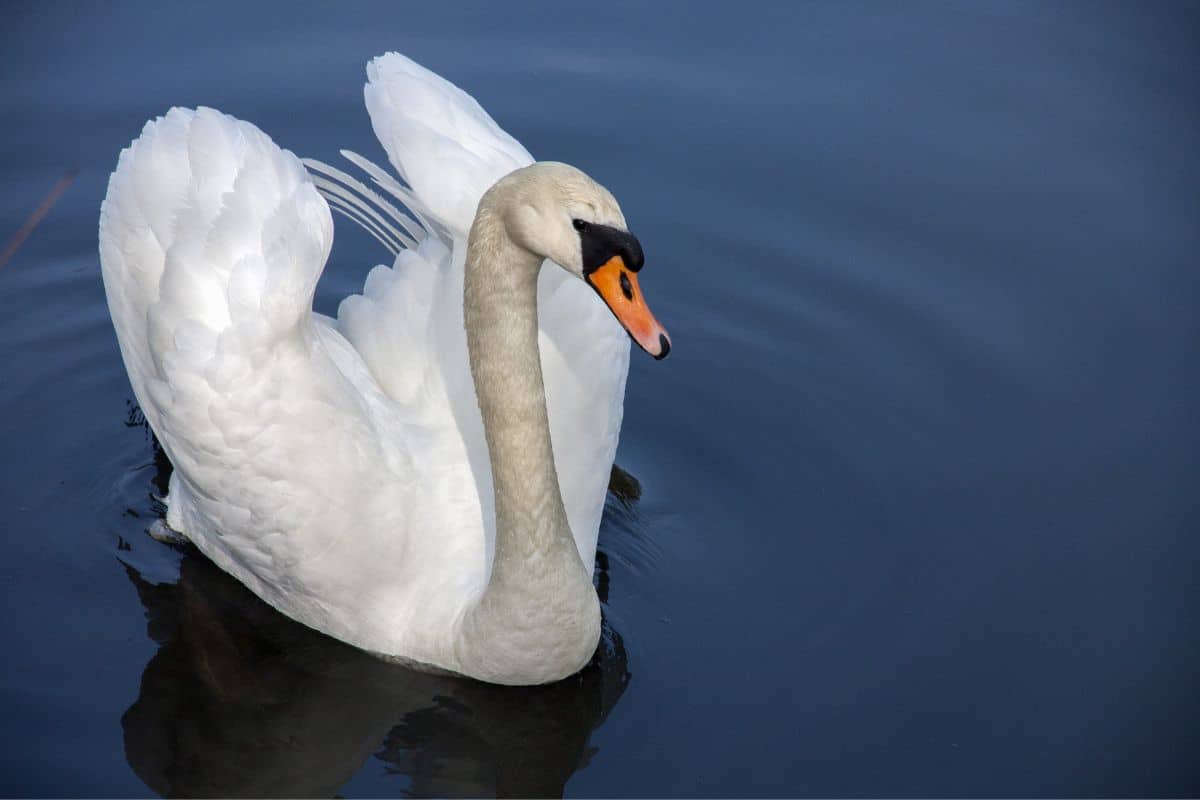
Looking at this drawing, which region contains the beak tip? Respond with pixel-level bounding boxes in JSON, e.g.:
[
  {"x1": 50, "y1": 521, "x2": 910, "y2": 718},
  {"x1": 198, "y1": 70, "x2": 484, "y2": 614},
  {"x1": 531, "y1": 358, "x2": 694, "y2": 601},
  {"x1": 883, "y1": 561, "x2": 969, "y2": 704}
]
[{"x1": 653, "y1": 332, "x2": 671, "y2": 360}]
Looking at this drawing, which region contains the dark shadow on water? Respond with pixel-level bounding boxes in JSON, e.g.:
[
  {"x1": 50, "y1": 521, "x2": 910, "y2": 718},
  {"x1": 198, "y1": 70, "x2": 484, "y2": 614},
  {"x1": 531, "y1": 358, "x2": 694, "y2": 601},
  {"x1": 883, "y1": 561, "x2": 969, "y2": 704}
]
[
  {"x1": 121, "y1": 555, "x2": 629, "y2": 798},
  {"x1": 118, "y1": 423, "x2": 633, "y2": 798}
]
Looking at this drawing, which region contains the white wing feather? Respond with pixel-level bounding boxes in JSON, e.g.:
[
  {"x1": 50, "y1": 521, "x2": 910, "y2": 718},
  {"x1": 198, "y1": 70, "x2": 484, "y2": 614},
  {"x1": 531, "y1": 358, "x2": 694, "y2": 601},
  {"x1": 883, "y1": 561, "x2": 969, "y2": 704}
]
[{"x1": 363, "y1": 52, "x2": 534, "y2": 233}]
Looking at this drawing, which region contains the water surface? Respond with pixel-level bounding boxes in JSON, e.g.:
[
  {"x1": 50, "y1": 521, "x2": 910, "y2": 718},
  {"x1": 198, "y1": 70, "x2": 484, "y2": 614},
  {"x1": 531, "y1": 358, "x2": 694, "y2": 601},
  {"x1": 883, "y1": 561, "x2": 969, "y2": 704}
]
[{"x1": 1, "y1": 2, "x2": 1197, "y2": 795}]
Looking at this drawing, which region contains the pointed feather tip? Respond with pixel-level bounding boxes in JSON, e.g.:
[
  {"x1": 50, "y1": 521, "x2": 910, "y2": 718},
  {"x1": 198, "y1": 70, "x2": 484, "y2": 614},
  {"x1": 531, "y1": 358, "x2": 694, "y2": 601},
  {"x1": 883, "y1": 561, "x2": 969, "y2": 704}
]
[{"x1": 367, "y1": 51, "x2": 428, "y2": 82}]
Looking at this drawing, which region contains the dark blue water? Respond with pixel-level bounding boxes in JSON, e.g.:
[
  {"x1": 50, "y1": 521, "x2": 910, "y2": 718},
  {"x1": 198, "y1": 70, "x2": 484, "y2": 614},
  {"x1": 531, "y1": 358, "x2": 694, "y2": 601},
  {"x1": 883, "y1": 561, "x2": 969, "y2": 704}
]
[{"x1": 2, "y1": 2, "x2": 1198, "y2": 795}]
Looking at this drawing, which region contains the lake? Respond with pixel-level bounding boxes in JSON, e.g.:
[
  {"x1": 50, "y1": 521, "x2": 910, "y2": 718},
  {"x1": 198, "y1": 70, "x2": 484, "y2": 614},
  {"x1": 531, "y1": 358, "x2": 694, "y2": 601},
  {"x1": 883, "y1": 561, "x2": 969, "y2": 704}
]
[{"x1": 1, "y1": 1, "x2": 1197, "y2": 795}]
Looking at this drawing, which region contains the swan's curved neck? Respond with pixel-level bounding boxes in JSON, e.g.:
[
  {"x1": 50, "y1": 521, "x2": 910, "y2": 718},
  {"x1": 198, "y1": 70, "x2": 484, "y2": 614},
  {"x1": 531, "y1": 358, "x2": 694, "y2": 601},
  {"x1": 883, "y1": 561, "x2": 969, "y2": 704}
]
[
  {"x1": 463, "y1": 209, "x2": 572, "y2": 569},
  {"x1": 455, "y1": 198, "x2": 600, "y2": 684}
]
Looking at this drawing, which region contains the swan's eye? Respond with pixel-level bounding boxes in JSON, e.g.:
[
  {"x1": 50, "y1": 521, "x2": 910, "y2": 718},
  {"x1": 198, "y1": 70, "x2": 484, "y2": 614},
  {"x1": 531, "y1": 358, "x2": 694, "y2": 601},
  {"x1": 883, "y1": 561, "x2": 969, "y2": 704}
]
[{"x1": 572, "y1": 219, "x2": 588, "y2": 232}]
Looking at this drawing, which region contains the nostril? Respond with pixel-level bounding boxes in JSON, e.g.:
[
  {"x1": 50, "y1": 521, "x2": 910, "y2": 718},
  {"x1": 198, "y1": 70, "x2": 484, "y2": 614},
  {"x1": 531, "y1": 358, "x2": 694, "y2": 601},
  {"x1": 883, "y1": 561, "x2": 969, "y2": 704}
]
[
  {"x1": 655, "y1": 333, "x2": 671, "y2": 360},
  {"x1": 619, "y1": 271, "x2": 633, "y2": 301}
]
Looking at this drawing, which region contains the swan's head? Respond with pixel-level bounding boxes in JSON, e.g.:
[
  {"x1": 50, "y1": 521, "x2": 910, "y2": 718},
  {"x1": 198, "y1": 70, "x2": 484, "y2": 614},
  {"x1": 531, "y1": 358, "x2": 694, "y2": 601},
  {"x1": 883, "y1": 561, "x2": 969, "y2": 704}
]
[{"x1": 494, "y1": 161, "x2": 671, "y2": 359}]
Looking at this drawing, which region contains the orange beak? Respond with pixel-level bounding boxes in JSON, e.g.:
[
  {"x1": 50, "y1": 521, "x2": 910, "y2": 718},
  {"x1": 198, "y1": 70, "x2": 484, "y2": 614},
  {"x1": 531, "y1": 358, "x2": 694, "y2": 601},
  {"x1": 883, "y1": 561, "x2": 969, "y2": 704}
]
[{"x1": 585, "y1": 255, "x2": 671, "y2": 359}]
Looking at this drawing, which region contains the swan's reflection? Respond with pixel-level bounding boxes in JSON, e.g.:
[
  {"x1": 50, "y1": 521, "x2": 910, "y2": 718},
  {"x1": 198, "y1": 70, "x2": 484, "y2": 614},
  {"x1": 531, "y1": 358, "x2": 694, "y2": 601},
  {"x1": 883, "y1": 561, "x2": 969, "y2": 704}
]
[
  {"x1": 121, "y1": 552, "x2": 629, "y2": 797},
  {"x1": 119, "y1": 487, "x2": 633, "y2": 799}
]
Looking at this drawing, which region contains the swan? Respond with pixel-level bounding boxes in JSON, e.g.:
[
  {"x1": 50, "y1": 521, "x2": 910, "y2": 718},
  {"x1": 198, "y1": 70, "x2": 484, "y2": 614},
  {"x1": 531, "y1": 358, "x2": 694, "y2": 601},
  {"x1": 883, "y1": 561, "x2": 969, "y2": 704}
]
[{"x1": 98, "y1": 52, "x2": 670, "y2": 685}]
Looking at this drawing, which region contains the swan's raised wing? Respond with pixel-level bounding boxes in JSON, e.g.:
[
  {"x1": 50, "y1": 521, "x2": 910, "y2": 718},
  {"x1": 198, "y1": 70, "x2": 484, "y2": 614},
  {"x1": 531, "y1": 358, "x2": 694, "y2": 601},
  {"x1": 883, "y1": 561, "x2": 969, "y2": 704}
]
[
  {"x1": 100, "y1": 107, "x2": 332, "y2": 436},
  {"x1": 305, "y1": 53, "x2": 631, "y2": 575},
  {"x1": 300, "y1": 50, "x2": 539, "y2": 425},
  {"x1": 364, "y1": 52, "x2": 534, "y2": 234},
  {"x1": 101, "y1": 107, "x2": 492, "y2": 657},
  {"x1": 98, "y1": 105, "x2": 357, "y2": 555}
]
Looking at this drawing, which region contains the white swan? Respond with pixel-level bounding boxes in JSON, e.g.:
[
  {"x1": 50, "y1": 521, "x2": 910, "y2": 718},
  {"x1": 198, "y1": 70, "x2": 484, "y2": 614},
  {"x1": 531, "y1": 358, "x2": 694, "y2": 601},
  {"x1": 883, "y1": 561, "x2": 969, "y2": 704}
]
[{"x1": 98, "y1": 53, "x2": 670, "y2": 685}]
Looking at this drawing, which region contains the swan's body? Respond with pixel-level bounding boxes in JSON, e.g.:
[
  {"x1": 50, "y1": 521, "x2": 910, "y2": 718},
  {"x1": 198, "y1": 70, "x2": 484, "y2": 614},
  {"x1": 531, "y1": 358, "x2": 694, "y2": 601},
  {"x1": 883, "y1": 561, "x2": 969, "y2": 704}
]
[{"x1": 98, "y1": 54, "x2": 668, "y2": 684}]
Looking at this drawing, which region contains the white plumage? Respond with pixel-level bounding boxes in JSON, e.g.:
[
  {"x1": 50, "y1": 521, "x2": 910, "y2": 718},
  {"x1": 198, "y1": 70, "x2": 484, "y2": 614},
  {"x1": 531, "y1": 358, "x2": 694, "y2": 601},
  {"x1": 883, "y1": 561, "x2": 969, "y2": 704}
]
[{"x1": 99, "y1": 53, "x2": 635, "y2": 682}]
